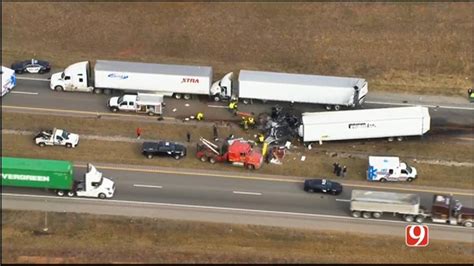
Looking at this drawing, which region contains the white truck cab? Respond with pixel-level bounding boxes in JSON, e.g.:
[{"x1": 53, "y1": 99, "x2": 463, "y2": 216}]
[
  {"x1": 367, "y1": 156, "x2": 417, "y2": 182},
  {"x1": 1, "y1": 66, "x2": 17, "y2": 97},
  {"x1": 50, "y1": 61, "x2": 93, "y2": 92},
  {"x1": 210, "y1": 72, "x2": 234, "y2": 101},
  {"x1": 75, "y1": 163, "x2": 115, "y2": 199},
  {"x1": 108, "y1": 93, "x2": 164, "y2": 115}
]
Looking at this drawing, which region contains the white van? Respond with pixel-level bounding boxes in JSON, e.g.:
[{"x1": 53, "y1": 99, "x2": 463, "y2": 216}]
[{"x1": 367, "y1": 156, "x2": 417, "y2": 182}]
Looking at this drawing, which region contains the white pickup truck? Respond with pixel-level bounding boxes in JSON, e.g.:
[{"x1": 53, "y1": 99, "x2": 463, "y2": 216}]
[
  {"x1": 34, "y1": 128, "x2": 80, "y2": 148},
  {"x1": 107, "y1": 93, "x2": 164, "y2": 116}
]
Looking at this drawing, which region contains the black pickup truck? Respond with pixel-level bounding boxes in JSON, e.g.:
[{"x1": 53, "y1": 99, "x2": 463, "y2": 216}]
[{"x1": 142, "y1": 141, "x2": 187, "y2": 160}]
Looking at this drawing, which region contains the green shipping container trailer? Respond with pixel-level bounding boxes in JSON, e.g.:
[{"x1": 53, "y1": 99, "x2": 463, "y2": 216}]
[{"x1": 2, "y1": 157, "x2": 74, "y2": 190}]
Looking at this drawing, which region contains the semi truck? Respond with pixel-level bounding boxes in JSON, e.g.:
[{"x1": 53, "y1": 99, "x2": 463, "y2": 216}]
[
  {"x1": 1, "y1": 157, "x2": 115, "y2": 199},
  {"x1": 350, "y1": 190, "x2": 474, "y2": 227},
  {"x1": 298, "y1": 106, "x2": 430, "y2": 144},
  {"x1": 50, "y1": 60, "x2": 214, "y2": 100},
  {"x1": 196, "y1": 137, "x2": 263, "y2": 170},
  {"x1": 211, "y1": 70, "x2": 368, "y2": 110},
  {"x1": 367, "y1": 156, "x2": 418, "y2": 182}
]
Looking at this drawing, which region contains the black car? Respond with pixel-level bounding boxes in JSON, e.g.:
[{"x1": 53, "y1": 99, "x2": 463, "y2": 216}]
[
  {"x1": 142, "y1": 141, "x2": 186, "y2": 160},
  {"x1": 11, "y1": 59, "x2": 51, "y2": 74},
  {"x1": 303, "y1": 179, "x2": 343, "y2": 195}
]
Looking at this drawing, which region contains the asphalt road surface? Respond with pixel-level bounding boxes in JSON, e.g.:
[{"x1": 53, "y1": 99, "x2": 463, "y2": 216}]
[
  {"x1": 2, "y1": 164, "x2": 473, "y2": 242},
  {"x1": 3, "y1": 77, "x2": 474, "y2": 131}
]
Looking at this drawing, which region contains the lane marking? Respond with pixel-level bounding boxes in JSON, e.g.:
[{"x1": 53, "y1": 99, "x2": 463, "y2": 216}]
[
  {"x1": 365, "y1": 100, "x2": 474, "y2": 111},
  {"x1": 72, "y1": 164, "x2": 474, "y2": 196},
  {"x1": 233, "y1": 191, "x2": 262, "y2": 196},
  {"x1": 335, "y1": 199, "x2": 351, "y2": 202},
  {"x1": 133, "y1": 184, "x2": 163, "y2": 189},
  {"x1": 10, "y1": 91, "x2": 39, "y2": 95},
  {"x1": 16, "y1": 77, "x2": 50, "y2": 82},
  {"x1": 457, "y1": 137, "x2": 474, "y2": 141},
  {"x1": 208, "y1": 105, "x2": 228, "y2": 108},
  {"x1": 2, "y1": 192, "x2": 473, "y2": 232},
  {"x1": 2, "y1": 105, "x2": 175, "y2": 121}
]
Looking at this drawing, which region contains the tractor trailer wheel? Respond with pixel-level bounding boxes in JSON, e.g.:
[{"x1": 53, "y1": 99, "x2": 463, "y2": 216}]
[
  {"x1": 362, "y1": 212, "x2": 372, "y2": 219},
  {"x1": 98, "y1": 193, "x2": 106, "y2": 199},
  {"x1": 199, "y1": 156, "x2": 208, "y2": 162},
  {"x1": 209, "y1": 157, "x2": 216, "y2": 164},
  {"x1": 372, "y1": 212, "x2": 382, "y2": 219},
  {"x1": 67, "y1": 191, "x2": 75, "y2": 197},
  {"x1": 351, "y1": 211, "x2": 361, "y2": 218},
  {"x1": 56, "y1": 190, "x2": 65, "y2": 197},
  {"x1": 38, "y1": 142, "x2": 46, "y2": 147},
  {"x1": 54, "y1": 85, "x2": 64, "y2": 92},
  {"x1": 463, "y1": 220, "x2": 473, "y2": 227},
  {"x1": 404, "y1": 215, "x2": 415, "y2": 222},
  {"x1": 415, "y1": 215, "x2": 425, "y2": 223}
]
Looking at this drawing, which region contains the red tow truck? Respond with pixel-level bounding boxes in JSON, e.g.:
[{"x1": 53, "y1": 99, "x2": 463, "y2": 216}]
[{"x1": 196, "y1": 137, "x2": 263, "y2": 170}]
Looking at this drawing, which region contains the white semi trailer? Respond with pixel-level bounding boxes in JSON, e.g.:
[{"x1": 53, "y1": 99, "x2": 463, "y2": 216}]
[
  {"x1": 298, "y1": 106, "x2": 430, "y2": 143},
  {"x1": 50, "y1": 60, "x2": 214, "y2": 99},
  {"x1": 211, "y1": 70, "x2": 368, "y2": 110}
]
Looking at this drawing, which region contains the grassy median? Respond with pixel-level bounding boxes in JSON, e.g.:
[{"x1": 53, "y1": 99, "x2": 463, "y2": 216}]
[
  {"x1": 2, "y1": 210, "x2": 473, "y2": 263},
  {"x1": 2, "y1": 112, "x2": 473, "y2": 189}
]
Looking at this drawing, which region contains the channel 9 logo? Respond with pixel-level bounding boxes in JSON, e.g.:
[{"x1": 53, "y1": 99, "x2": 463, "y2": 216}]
[{"x1": 405, "y1": 225, "x2": 429, "y2": 247}]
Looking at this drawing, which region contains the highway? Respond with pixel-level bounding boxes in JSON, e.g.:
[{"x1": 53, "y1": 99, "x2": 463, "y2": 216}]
[
  {"x1": 3, "y1": 77, "x2": 474, "y2": 130},
  {"x1": 2, "y1": 76, "x2": 473, "y2": 243},
  {"x1": 2, "y1": 164, "x2": 473, "y2": 242}
]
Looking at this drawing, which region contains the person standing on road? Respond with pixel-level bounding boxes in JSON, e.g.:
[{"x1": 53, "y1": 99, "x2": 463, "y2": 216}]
[
  {"x1": 213, "y1": 124, "x2": 219, "y2": 141},
  {"x1": 342, "y1": 166, "x2": 347, "y2": 178},
  {"x1": 186, "y1": 132, "x2": 191, "y2": 143},
  {"x1": 136, "y1": 127, "x2": 142, "y2": 140},
  {"x1": 336, "y1": 164, "x2": 342, "y2": 177},
  {"x1": 333, "y1": 162, "x2": 340, "y2": 174},
  {"x1": 196, "y1": 112, "x2": 204, "y2": 121}
]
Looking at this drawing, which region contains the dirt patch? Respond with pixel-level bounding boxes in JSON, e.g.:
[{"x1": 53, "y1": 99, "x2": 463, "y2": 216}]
[
  {"x1": 2, "y1": 2, "x2": 472, "y2": 96},
  {"x1": 2, "y1": 210, "x2": 473, "y2": 263}
]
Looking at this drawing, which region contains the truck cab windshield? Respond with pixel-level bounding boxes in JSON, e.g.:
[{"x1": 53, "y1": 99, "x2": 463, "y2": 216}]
[
  {"x1": 61, "y1": 131, "x2": 70, "y2": 139},
  {"x1": 117, "y1": 96, "x2": 124, "y2": 103},
  {"x1": 405, "y1": 164, "x2": 413, "y2": 174}
]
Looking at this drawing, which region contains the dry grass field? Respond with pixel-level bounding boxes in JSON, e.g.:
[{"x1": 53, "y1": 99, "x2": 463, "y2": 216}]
[
  {"x1": 2, "y1": 2, "x2": 472, "y2": 95},
  {"x1": 2, "y1": 210, "x2": 474, "y2": 264}
]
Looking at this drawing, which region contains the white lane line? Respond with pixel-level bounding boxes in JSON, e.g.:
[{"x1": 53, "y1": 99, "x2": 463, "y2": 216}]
[
  {"x1": 133, "y1": 184, "x2": 163, "y2": 189},
  {"x1": 233, "y1": 191, "x2": 262, "y2": 196},
  {"x1": 208, "y1": 105, "x2": 228, "y2": 108},
  {"x1": 365, "y1": 100, "x2": 474, "y2": 111},
  {"x1": 10, "y1": 91, "x2": 39, "y2": 95},
  {"x1": 457, "y1": 137, "x2": 474, "y2": 141},
  {"x1": 335, "y1": 199, "x2": 351, "y2": 202},
  {"x1": 15, "y1": 77, "x2": 50, "y2": 82},
  {"x1": 3, "y1": 192, "x2": 473, "y2": 231}
]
